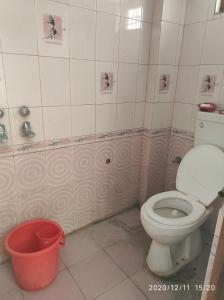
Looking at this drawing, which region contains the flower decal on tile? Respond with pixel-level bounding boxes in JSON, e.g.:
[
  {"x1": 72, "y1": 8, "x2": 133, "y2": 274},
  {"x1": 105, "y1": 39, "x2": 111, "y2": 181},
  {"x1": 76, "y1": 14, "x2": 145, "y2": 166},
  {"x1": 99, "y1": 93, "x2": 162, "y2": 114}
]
[
  {"x1": 159, "y1": 74, "x2": 170, "y2": 93},
  {"x1": 100, "y1": 72, "x2": 113, "y2": 94},
  {"x1": 200, "y1": 75, "x2": 217, "y2": 94},
  {"x1": 43, "y1": 14, "x2": 63, "y2": 43}
]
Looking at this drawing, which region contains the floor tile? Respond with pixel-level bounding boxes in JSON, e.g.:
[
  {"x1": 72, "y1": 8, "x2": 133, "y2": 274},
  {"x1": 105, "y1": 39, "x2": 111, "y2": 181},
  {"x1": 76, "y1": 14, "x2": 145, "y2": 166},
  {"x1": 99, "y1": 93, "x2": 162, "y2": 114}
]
[
  {"x1": 106, "y1": 239, "x2": 148, "y2": 276},
  {"x1": 22, "y1": 270, "x2": 85, "y2": 300},
  {"x1": 89, "y1": 220, "x2": 130, "y2": 248},
  {"x1": 1, "y1": 291, "x2": 24, "y2": 300},
  {"x1": 95, "y1": 279, "x2": 147, "y2": 300},
  {"x1": 69, "y1": 250, "x2": 127, "y2": 300},
  {"x1": 0, "y1": 262, "x2": 20, "y2": 298},
  {"x1": 60, "y1": 228, "x2": 100, "y2": 267},
  {"x1": 114, "y1": 207, "x2": 141, "y2": 228},
  {"x1": 131, "y1": 268, "x2": 176, "y2": 300}
]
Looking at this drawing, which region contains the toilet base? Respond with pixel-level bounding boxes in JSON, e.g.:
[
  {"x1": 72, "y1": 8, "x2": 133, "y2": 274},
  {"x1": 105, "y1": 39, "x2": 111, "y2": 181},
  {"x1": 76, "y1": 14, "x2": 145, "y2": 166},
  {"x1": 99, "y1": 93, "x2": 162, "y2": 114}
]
[{"x1": 146, "y1": 229, "x2": 202, "y2": 277}]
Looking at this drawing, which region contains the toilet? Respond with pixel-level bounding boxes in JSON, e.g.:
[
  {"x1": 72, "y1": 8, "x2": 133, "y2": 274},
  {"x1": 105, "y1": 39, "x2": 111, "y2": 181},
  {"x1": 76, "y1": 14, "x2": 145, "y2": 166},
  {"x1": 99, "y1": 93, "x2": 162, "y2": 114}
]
[{"x1": 141, "y1": 112, "x2": 224, "y2": 277}]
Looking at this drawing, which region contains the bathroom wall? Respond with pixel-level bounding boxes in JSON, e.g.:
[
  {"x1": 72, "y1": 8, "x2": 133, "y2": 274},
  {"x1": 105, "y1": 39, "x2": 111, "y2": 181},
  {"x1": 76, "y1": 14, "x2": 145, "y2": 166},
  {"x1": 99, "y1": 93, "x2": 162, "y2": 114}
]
[
  {"x1": 0, "y1": 0, "x2": 153, "y2": 263},
  {"x1": 139, "y1": 0, "x2": 188, "y2": 203}
]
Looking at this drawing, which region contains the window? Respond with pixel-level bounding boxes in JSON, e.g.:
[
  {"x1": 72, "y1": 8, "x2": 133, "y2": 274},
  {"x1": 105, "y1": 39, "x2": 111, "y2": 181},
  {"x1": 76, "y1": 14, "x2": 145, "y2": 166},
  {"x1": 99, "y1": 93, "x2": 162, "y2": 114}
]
[{"x1": 215, "y1": 0, "x2": 224, "y2": 14}]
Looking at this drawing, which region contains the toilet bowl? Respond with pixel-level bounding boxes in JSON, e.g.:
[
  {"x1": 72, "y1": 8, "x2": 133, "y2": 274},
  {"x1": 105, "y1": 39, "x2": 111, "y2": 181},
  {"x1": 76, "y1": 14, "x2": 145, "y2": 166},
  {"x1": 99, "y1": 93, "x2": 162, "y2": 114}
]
[{"x1": 140, "y1": 144, "x2": 224, "y2": 277}]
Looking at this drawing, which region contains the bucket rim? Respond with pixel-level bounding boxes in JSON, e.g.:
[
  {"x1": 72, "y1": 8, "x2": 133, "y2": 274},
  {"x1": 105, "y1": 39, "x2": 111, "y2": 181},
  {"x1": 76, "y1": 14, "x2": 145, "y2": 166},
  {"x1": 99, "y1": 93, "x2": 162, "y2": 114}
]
[{"x1": 4, "y1": 219, "x2": 63, "y2": 258}]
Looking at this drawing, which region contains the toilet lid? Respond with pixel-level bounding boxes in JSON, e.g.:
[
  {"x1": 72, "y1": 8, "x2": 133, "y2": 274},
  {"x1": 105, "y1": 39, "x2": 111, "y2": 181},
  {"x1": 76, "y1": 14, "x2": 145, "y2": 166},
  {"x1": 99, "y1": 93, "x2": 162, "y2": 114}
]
[{"x1": 176, "y1": 144, "x2": 224, "y2": 207}]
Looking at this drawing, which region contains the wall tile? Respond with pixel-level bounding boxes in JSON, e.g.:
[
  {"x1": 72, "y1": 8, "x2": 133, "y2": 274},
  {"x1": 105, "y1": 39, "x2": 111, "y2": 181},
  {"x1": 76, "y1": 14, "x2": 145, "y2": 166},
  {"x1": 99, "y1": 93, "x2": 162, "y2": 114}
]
[
  {"x1": 138, "y1": 22, "x2": 151, "y2": 64},
  {"x1": 159, "y1": 22, "x2": 181, "y2": 65},
  {"x1": 146, "y1": 65, "x2": 157, "y2": 102},
  {"x1": 149, "y1": 22, "x2": 161, "y2": 64},
  {"x1": 70, "y1": 59, "x2": 96, "y2": 105},
  {"x1": 0, "y1": 157, "x2": 17, "y2": 204},
  {"x1": 135, "y1": 102, "x2": 145, "y2": 128},
  {"x1": 48, "y1": 183, "x2": 74, "y2": 234},
  {"x1": 96, "y1": 104, "x2": 116, "y2": 133},
  {"x1": 180, "y1": 22, "x2": 206, "y2": 65},
  {"x1": 136, "y1": 65, "x2": 148, "y2": 102},
  {"x1": 116, "y1": 103, "x2": 135, "y2": 130},
  {"x1": 9, "y1": 107, "x2": 44, "y2": 145},
  {"x1": 0, "y1": 54, "x2": 8, "y2": 108},
  {"x1": 120, "y1": 0, "x2": 143, "y2": 20},
  {"x1": 0, "y1": 0, "x2": 37, "y2": 55},
  {"x1": 96, "y1": 62, "x2": 118, "y2": 104},
  {"x1": 119, "y1": 17, "x2": 141, "y2": 63},
  {"x1": 69, "y1": 7, "x2": 96, "y2": 60},
  {"x1": 142, "y1": 0, "x2": 153, "y2": 22},
  {"x1": 43, "y1": 106, "x2": 71, "y2": 140},
  {"x1": 97, "y1": 0, "x2": 121, "y2": 15},
  {"x1": 3, "y1": 54, "x2": 41, "y2": 108},
  {"x1": 153, "y1": 0, "x2": 164, "y2": 22},
  {"x1": 162, "y1": 0, "x2": 187, "y2": 24},
  {"x1": 15, "y1": 152, "x2": 46, "y2": 193},
  {"x1": 71, "y1": 105, "x2": 95, "y2": 136},
  {"x1": 117, "y1": 63, "x2": 138, "y2": 102},
  {"x1": 46, "y1": 147, "x2": 74, "y2": 186},
  {"x1": 70, "y1": 0, "x2": 96, "y2": 10},
  {"x1": 96, "y1": 12, "x2": 120, "y2": 62},
  {"x1": 175, "y1": 66, "x2": 199, "y2": 103},
  {"x1": 40, "y1": 57, "x2": 70, "y2": 106},
  {"x1": 0, "y1": 202, "x2": 20, "y2": 238},
  {"x1": 35, "y1": 0, "x2": 69, "y2": 58},
  {"x1": 185, "y1": 0, "x2": 210, "y2": 24},
  {"x1": 172, "y1": 103, "x2": 196, "y2": 132},
  {"x1": 202, "y1": 18, "x2": 224, "y2": 64},
  {"x1": 145, "y1": 102, "x2": 173, "y2": 130},
  {"x1": 195, "y1": 65, "x2": 224, "y2": 104},
  {"x1": 73, "y1": 179, "x2": 96, "y2": 229}
]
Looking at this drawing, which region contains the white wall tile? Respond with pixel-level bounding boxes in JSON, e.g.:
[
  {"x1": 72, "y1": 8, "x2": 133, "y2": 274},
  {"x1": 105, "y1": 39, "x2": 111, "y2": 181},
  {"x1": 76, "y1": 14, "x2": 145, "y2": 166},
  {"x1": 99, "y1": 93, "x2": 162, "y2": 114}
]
[
  {"x1": 195, "y1": 65, "x2": 224, "y2": 104},
  {"x1": 0, "y1": 0, "x2": 37, "y2": 55},
  {"x1": 96, "y1": 62, "x2": 118, "y2": 104},
  {"x1": 162, "y1": 0, "x2": 187, "y2": 24},
  {"x1": 138, "y1": 22, "x2": 151, "y2": 64},
  {"x1": 142, "y1": 0, "x2": 153, "y2": 22},
  {"x1": 159, "y1": 22, "x2": 181, "y2": 65},
  {"x1": 3, "y1": 54, "x2": 41, "y2": 108},
  {"x1": 185, "y1": 0, "x2": 210, "y2": 24},
  {"x1": 119, "y1": 17, "x2": 141, "y2": 63},
  {"x1": 97, "y1": 0, "x2": 121, "y2": 15},
  {"x1": 35, "y1": 0, "x2": 69, "y2": 58},
  {"x1": 40, "y1": 57, "x2": 70, "y2": 106},
  {"x1": 117, "y1": 63, "x2": 138, "y2": 102},
  {"x1": 96, "y1": 104, "x2": 116, "y2": 133},
  {"x1": 69, "y1": 7, "x2": 96, "y2": 60},
  {"x1": 144, "y1": 102, "x2": 153, "y2": 129},
  {"x1": 43, "y1": 106, "x2": 71, "y2": 140},
  {"x1": 136, "y1": 65, "x2": 148, "y2": 102},
  {"x1": 201, "y1": 18, "x2": 224, "y2": 64},
  {"x1": 135, "y1": 102, "x2": 145, "y2": 128},
  {"x1": 71, "y1": 105, "x2": 95, "y2": 136},
  {"x1": 70, "y1": 0, "x2": 96, "y2": 9},
  {"x1": 0, "y1": 54, "x2": 8, "y2": 108},
  {"x1": 9, "y1": 107, "x2": 44, "y2": 145},
  {"x1": 172, "y1": 103, "x2": 195, "y2": 132},
  {"x1": 149, "y1": 22, "x2": 161, "y2": 64},
  {"x1": 175, "y1": 66, "x2": 199, "y2": 103},
  {"x1": 180, "y1": 22, "x2": 206, "y2": 66},
  {"x1": 153, "y1": 0, "x2": 164, "y2": 22},
  {"x1": 150, "y1": 102, "x2": 173, "y2": 129},
  {"x1": 120, "y1": 0, "x2": 143, "y2": 20},
  {"x1": 116, "y1": 102, "x2": 135, "y2": 130},
  {"x1": 96, "y1": 13, "x2": 120, "y2": 62},
  {"x1": 70, "y1": 59, "x2": 95, "y2": 105}
]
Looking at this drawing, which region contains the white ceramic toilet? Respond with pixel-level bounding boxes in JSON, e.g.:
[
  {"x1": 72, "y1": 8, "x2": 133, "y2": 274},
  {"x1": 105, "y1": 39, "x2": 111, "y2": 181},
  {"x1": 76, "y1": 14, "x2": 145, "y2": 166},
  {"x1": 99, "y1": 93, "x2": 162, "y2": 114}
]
[{"x1": 141, "y1": 112, "x2": 224, "y2": 277}]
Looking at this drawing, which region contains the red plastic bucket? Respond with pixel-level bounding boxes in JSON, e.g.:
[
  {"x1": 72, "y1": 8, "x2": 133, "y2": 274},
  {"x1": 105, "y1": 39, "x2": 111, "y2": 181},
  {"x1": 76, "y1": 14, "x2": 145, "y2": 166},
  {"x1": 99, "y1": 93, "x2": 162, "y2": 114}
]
[{"x1": 4, "y1": 219, "x2": 65, "y2": 291}]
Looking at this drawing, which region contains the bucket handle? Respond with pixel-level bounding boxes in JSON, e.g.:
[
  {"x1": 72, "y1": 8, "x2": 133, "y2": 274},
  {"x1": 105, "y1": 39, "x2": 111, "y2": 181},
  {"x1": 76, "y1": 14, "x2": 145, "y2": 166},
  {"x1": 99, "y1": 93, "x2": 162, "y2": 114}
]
[{"x1": 59, "y1": 231, "x2": 65, "y2": 248}]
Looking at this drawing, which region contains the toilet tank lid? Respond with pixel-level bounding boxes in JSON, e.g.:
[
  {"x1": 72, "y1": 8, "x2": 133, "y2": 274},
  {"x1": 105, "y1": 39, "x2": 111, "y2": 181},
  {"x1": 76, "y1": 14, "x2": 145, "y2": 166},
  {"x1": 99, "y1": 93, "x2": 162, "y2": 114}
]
[{"x1": 176, "y1": 144, "x2": 224, "y2": 207}]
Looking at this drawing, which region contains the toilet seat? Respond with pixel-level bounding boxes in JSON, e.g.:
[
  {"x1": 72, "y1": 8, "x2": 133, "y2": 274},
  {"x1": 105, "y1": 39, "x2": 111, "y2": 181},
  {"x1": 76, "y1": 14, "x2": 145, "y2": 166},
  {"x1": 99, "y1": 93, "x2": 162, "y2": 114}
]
[{"x1": 144, "y1": 191, "x2": 206, "y2": 227}]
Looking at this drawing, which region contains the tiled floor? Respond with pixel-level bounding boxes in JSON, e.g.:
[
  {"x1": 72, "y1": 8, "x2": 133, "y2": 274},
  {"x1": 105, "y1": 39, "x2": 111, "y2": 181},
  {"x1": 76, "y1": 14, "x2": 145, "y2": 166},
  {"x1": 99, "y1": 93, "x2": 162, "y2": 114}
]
[{"x1": 0, "y1": 207, "x2": 214, "y2": 300}]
